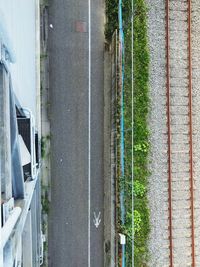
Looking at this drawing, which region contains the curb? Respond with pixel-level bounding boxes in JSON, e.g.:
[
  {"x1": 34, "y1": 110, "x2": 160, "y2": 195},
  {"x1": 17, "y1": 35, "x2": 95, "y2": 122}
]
[{"x1": 104, "y1": 40, "x2": 116, "y2": 267}]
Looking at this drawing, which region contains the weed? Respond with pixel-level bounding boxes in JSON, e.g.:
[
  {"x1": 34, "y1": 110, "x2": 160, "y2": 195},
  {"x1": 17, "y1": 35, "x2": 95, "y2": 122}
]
[{"x1": 106, "y1": 0, "x2": 150, "y2": 265}]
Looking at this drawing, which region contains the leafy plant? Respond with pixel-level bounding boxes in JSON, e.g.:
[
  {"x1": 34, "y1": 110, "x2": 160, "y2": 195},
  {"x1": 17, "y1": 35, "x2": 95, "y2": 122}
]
[
  {"x1": 134, "y1": 141, "x2": 149, "y2": 153},
  {"x1": 105, "y1": 0, "x2": 118, "y2": 40},
  {"x1": 134, "y1": 210, "x2": 142, "y2": 234},
  {"x1": 134, "y1": 180, "x2": 146, "y2": 198}
]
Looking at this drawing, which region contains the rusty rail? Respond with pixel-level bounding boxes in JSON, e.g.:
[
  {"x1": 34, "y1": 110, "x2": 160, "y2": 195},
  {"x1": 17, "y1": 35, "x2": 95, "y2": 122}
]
[
  {"x1": 165, "y1": 0, "x2": 173, "y2": 266},
  {"x1": 188, "y1": 0, "x2": 195, "y2": 266}
]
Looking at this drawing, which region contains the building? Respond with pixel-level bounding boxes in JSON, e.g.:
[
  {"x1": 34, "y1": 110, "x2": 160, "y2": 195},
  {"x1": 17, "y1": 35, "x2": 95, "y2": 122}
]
[{"x1": 0, "y1": 1, "x2": 43, "y2": 266}]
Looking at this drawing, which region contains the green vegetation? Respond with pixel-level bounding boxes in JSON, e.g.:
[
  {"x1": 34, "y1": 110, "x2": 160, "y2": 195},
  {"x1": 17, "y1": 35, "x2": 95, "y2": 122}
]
[
  {"x1": 105, "y1": 0, "x2": 132, "y2": 40},
  {"x1": 40, "y1": 0, "x2": 49, "y2": 7},
  {"x1": 105, "y1": 0, "x2": 150, "y2": 266},
  {"x1": 105, "y1": 0, "x2": 118, "y2": 40},
  {"x1": 41, "y1": 183, "x2": 50, "y2": 267},
  {"x1": 40, "y1": 53, "x2": 48, "y2": 59},
  {"x1": 124, "y1": 1, "x2": 150, "y2": 265},
  {"x1": 41, "y1": 135, "x2": 50, "y2": 159},
  {"x1": 41, "y1": 185, "x2": 50, "y2": 215}
]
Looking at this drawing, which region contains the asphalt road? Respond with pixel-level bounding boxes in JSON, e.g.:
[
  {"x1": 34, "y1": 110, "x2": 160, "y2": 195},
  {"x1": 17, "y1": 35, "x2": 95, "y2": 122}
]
[{"x1": 48, "y1": 0, "x2": 104, "y2": 266}]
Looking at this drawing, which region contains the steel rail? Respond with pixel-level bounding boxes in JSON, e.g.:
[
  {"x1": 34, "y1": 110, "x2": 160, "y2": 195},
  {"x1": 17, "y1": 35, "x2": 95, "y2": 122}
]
[
  {"x1": 188, "y1": 0, "x2": 195, "y2": 266},
  {"x1": 166, "y1": 0, "x2": 173, "y2": 266}
]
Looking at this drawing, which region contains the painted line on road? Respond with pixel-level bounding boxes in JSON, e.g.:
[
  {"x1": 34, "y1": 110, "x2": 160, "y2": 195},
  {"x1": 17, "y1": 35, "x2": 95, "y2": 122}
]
[{"x1": 88, "y1": 0, "x2": 91, "y2": 266}]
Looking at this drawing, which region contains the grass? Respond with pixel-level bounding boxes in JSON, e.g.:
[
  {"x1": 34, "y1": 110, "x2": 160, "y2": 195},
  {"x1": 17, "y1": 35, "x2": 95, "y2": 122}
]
[
  {"x1": 41, "y1": 135, "x2": 50, "y2": 159},
  {"x1": 105, "y1": 0, "x2": 150, "y2": 266},
  {"x1": 41, "y1": 185, "x2": 50, "y2": 215},
  {"x1": 41, "y1": 183, "x2": 50, "y2": 267},
  {"x1": 40, "y1": 53, "x2": 48, "y2": 59},
  {"x1": 40, "y1": 0, "x2": 49, "y2": 7}
]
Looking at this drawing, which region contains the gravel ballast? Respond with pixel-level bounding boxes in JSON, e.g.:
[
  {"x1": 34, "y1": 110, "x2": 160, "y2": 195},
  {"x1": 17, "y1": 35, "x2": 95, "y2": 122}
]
[{"x1": 146, "y1": 0, "x2": 169, "y2": 265}]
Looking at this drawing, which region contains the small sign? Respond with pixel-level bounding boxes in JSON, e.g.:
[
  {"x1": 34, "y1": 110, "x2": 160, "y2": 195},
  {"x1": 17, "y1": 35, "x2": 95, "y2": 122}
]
[{"x1": 119, "y1": 233, "x2": 126, "y2": 245}]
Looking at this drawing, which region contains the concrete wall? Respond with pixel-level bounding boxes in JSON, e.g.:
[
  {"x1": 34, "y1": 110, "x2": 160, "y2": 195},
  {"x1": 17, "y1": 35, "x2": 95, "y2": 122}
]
[{"x1": 0, "y1": 0, "x2": 37, "y2": 118}]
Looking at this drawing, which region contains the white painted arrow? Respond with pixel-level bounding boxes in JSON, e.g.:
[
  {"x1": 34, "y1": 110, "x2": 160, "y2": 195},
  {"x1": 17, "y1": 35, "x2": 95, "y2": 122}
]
[{"x1": 93, "y1": 212, "x2": 101, "y2": 228}]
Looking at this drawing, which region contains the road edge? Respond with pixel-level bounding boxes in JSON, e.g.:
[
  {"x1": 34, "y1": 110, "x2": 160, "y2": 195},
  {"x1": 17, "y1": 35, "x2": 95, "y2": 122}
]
[
  {"x1": 40, "y1": 2, "x2": 51, "y2": 266},
  {"x1": 104, "y1": 43, "x2": 116, "y2": 267}
]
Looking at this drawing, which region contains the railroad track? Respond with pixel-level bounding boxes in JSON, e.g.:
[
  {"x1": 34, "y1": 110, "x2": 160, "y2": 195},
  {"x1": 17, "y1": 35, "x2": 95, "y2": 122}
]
[{"x1": 165, "y1": 0, "x2": 196, "y2": 266}]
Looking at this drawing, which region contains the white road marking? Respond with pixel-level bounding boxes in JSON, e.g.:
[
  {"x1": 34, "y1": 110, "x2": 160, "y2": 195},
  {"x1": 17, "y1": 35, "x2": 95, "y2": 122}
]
[
  {"x1": 49, "y1": 24, "x2": 53, "y2": 28},
  {"x1": 93, "y1": 212, "x2": 101, "y2": 228},
  {"x1": 88, "y1": 0, "x2": 91, "y2": 266}
]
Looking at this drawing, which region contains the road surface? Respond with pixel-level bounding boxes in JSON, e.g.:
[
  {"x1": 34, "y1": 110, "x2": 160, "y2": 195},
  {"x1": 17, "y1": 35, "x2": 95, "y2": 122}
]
[{"x1": 48, "y1": 0, "x2": 104, "y2": 266}]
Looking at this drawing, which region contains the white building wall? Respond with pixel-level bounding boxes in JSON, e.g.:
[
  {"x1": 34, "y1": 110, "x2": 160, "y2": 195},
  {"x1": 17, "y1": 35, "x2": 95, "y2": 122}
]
[
  {"x1": 0, "y1": 0, "x2": 37, "y2": 118},
  {"x1": 0, "y1": 1, "x2": 41, "y2": 266}
]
